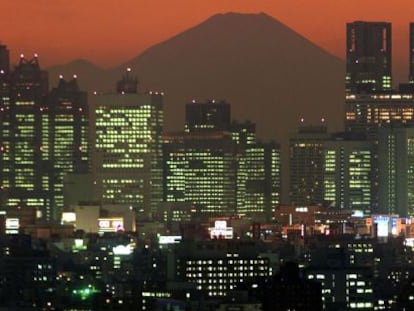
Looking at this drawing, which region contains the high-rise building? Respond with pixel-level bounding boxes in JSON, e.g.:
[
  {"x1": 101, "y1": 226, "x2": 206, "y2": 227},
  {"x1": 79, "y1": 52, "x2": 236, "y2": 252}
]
[
  {"x1": 345, "y1": 93, "x2": 414, "y2": 139},
  {"x1": 236, "y1": 142, "x2": 281, "y2": 220},
  {"x1": 185, "y1": 100, "x2": 231, "y2": 133},
  {"x1": 0, "y1": 46, "x2": 10, "y2": 205},
  {"x1": 323, "y1": 134, "x2": 376, "y2": 215},
  {"x1": 290, "y1": 126, "x2": 376, "y2": 213},
  {"x1": 289, "y1": 125, "x2": 330, "y2": 206},
  {"x1": 91, "y1": 70, "x2": 163, "y2": 220},
  {"x1": 48, "y1": 76, "x2": 89, "y2": 219},
  {"x1": 377, "y1": 125, "x2": 414, "y2": 217},
  {"x1": 3, "y1": 55, "x2": 51, "y2": 220},
  {"x1": 163, "y1": 131, "x2": 238, "y2": 215},
  {"x1": 346, "y1": 21, "x2": 392, "y2": 94},
  {"x1": 231, "y1": 120, "x2": 281, "y2": 219}
]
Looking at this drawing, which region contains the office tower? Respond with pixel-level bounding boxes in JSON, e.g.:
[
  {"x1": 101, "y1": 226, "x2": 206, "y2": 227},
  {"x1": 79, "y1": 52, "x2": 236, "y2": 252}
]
[
  {"x1": 236, "y1": 142, "x2": 281, "y2": 220},
  {"x1": 48, "y1": 76, "x2": 89, "y2": 219},
  {"x1": 0, "y1": 45, "x2": 10, "y2": 205},
  {"x1": 323, "y1": 134, "x2": 376, "y2": 216},
  {"x1": 3, "y1": 55, "x2": 50, "y2": 220},
  {"x1": 345, "y1": 93, "x2": 414, "y2": 139},
  {"x1": 346, "y1": 21, "x2": 392, "y2": 94},
  {"x1": 185, "y1": 100, "x2": 231, "y2": 133},
  {"x1": 163, "y1": 131, "x2": 238, "y2": 215},
  {"x1": 91, "y1": 70, "x2": 163, "y2": 220},
  {"x1": 377, "y1": 125, "x2": 414, "y2": 217},
  {"x1": 231, "y1": 121, "x2": 281, "y2": 219},
  {"x1": 289, "y1": 125, "x2": 330, "y2": 206}
]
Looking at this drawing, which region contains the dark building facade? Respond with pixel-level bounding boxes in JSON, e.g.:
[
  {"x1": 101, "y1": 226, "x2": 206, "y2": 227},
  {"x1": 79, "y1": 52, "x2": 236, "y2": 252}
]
[
  {"x1": 185, "y1": 100, "x2": 231, "y2": 133},
  {"x1": 48, "y1": 76, "x2": 89, "y2": 219},
  {"x1": 346, "y1": 21, "x2": 392, "y2": 94}
]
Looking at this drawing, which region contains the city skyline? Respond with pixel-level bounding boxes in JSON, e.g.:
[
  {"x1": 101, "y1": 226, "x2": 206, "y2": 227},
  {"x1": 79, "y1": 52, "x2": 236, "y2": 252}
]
[{"x1": 1, "y1": 1, "x2": 414, "y2": 83}]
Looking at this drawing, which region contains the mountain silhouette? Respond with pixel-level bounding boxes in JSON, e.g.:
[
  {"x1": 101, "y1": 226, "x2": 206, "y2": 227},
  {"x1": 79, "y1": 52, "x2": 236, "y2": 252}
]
[
  {"x1": 49, "y1": 12, "x2": 345, "y2": 141},
  {"x1": 48, "y1": 12, "x2": 345, "y2": 203}
]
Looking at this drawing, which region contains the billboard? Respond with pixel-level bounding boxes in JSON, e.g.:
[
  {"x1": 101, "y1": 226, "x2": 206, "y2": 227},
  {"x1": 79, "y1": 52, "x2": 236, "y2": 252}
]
[{"x1": 98, "y1": 217, "x2": 124, "y2": 233}]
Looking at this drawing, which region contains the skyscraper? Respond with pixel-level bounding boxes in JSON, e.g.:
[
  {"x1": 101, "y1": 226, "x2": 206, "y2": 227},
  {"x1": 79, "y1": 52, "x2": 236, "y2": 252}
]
[
  {"x1": 163, "y1": 131, "x2": 238, "y2": 215},
  {"x1": 48, "y1": 76, "x2": 89, "y2": 219},
  {"x1": 289, "y1": 125, "x2": 329, "y2": 206},
  {"x1": 231, "y1": 120, "x2": 281, "y2": 220},
  {"x1": 377, "y1": 125, "x2": 414, "y2": 217},
  {"x1": 0, "y1": 45, "x2": 10, "y2": 206},
  {"x1": 3, "y1": 55, "x2": 51, "y2": 220},
  {"x1": 346, "y1": 21, "x2": 392, "y2": 94},
  {"x1": 323, "y1": 135, "x2": 376, "y2": 215},
  {"x1": 345, "y1": 93, "x2": 414, "y2": 139},
  {"x1": 91, "y1": 70, "x2": 163, "y2": 220}
]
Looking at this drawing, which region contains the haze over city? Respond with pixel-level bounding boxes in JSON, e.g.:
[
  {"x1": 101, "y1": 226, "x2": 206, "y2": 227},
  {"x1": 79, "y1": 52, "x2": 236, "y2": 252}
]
[
  {"x1": 3, "y1": 2, "x2": 414, "y2": 310},
  {"x1": 1, "y1": 0, "x2": 413, "y2": 83}
]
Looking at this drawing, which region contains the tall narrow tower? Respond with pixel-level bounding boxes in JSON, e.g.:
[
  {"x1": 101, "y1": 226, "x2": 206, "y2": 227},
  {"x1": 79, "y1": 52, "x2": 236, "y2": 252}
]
[
  {"x1": 346, "y1": 21, "x2": 392, "y2": 94},
  {"x1": 48, "y1": 75, "x2": 89, "y2": 219},
  {"x1": 5, "y1": 54, "x2": 50, "y2": 219},
  {"x1": 91, "y1": 69, "x2": 163, "y2": 220}
]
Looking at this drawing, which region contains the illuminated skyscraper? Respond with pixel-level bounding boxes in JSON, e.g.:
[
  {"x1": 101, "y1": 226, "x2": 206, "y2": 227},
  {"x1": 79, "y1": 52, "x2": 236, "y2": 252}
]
[
  {"x1": 377, "y1": 125, "x2": 414, "y2": 217},
  {"x1": 0, "y1": 45, "x2": 10, "y2": 205},
  {"x1": 323, "y1": 135, "x2": 376, "y2": 215},
  {"x1": 3, "y1": 55, "x2": 51, "y2": 219},
  {"x1": 291, "y1": 127, "x2": 376, "y2": 213},
  {"x1": 289, "y1": 125, "x2": 329, "y2": 206},
  {"x1": 345, "y1": 93, "x2": 414, "y2": 139},
  {"x1": 346, "y1": 21, "x2": 392, "y2": 94},
  {"x1": 91, "y1": 70, "x2": 163, "y2": 219},
  {"x1": 236, "y1": 142, "x2": 281, "y2": 220},
  {"x1": 163, "y1": 131, "x2": 238, "y2": 215},
  {"x1": 48, "y1": 76, "x2": 89, "y2": 219},
  {"x1": 231, "y1": 120, "x2": 281, "y2": 219}
]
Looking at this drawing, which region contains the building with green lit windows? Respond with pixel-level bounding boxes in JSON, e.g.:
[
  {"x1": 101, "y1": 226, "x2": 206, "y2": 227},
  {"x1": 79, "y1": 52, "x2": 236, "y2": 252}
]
[
  {"x1": 164, "y1": 102, "x2": 281, "y2": 219},
  {"x1": 91, "y1": 70, "x2": 163, "y2": 220},
  {"x1": 163, "y1": 131, "x2": 238, "y2": 215},
  {"x1": 231, "y1": 121, "x2": 281, "y2": 219},
  {"x1": 323, "y1": 135, "x2": 376, "y2": 215},
  {"x1": 0, "y1": 52, "x2": 89, "y2": 222},
  {"x1": 377, "y1": 125, "x2": 414, "y2": 217},
  {"x1": 290, "y1": 126, "x2": 376, "y2": 214},
  {"x1": 48, "y1": 76, "x2": 89, "y2": 220},
  {"x1": 1, "y1": 55, "x2": 52, "y2": 220}
]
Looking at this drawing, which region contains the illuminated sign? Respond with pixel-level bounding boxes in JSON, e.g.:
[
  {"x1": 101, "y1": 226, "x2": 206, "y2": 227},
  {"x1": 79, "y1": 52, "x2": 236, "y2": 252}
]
[
  {"x1": 159, "y1": 235, "x2": 182, "y2": 244},
  {"x1": 61, "y1": 212, "x2": 76, "y2": 224},
  {"x1": 72, "y1": 239, "x2": 87, "y2": 251},
  {"x1": 5, "y1": 218, "x2": 19, "y2": 234},
  {"x1": 113, "y1": 244, "x2": 133, "y2": 255},
  {"x1": 209, "y1": 220, "x2": 233, "y2": 239},
  {"x1": 372, "y1": 215, "x2": 398, "y2": 237},
  {"x1": 98, "y1": 218, "x2": 124, "y2": 233}
]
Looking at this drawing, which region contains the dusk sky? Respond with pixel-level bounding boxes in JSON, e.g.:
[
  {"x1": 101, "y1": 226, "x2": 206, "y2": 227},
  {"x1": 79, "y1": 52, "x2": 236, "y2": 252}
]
[{"x1": 2, "y1": 1, "x2": 414, "y2": 81}]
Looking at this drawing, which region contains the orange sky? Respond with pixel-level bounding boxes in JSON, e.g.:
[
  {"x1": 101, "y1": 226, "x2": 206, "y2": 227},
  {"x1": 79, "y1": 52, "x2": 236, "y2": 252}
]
[{"x1": 1, "y1": 0, "x2": 414, "y2": 81}]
